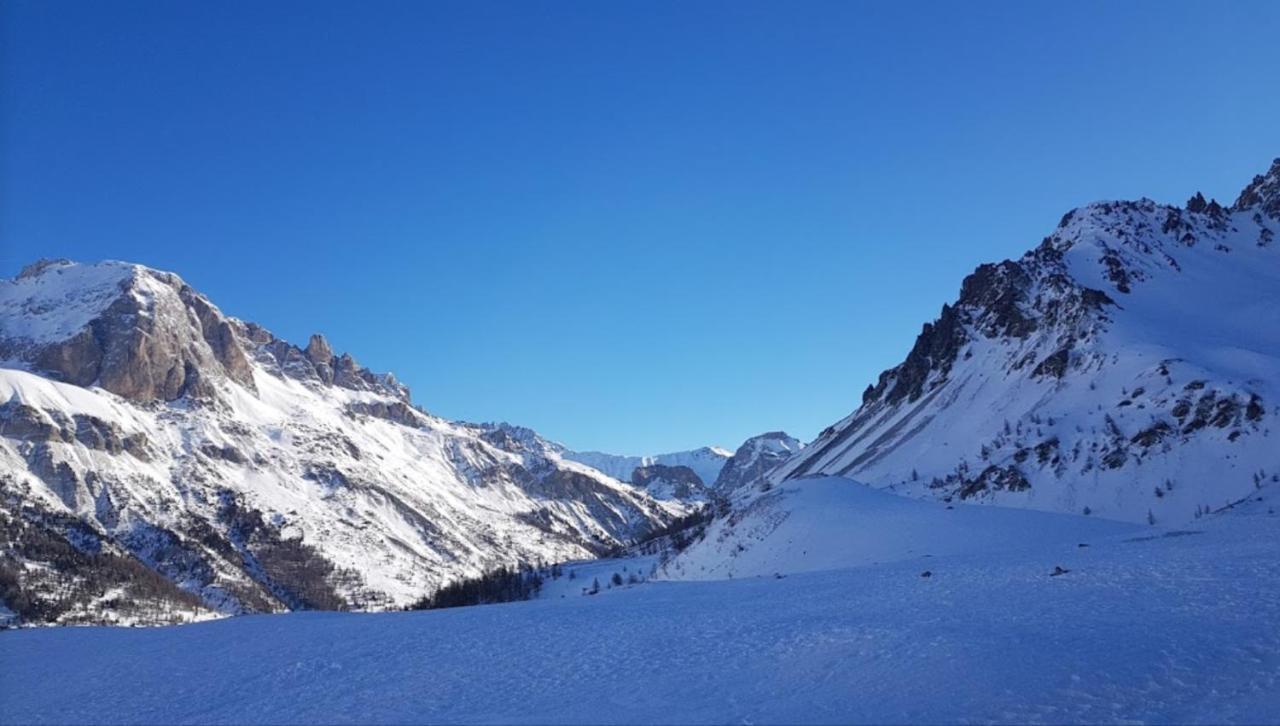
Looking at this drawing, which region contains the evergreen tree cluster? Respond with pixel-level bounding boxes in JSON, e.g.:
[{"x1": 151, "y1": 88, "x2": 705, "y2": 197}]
[
  {"x1": 409, "y1": 563, "x2": 548, "y2": 610},
  {"x1": 631, "y1": 504, "x2": 720, "y2": 557},
  {"x1": 0, "y1": 504, "x2": 207, "y2": 626}
]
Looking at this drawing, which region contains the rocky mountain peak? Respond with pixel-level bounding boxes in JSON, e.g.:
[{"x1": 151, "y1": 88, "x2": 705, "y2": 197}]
[
  {"x1": 277, "y1": 331, "x2": 409, "y2": 400},
  {"x1": 1232, "y1": 157, "x2": 1280, "y2": 218},
  {"x1": 776, "y1": 158, "x2": 1279, "y2": 525},
  {"x1": 712, "y1": 431, "x2": 802, "y2": 494},
  {"x1": 1, "y1": 259, "x2": 256, "y2": 402},
  {"x1": 2, "y1": 259, "x2": 414, "y2": 405},
  {"x1": 1185, "y1": 192, "x2": 1224, "y2": 215},
  {"x1": 305, "y1": 334, "x2": 335, "y2": 366}
]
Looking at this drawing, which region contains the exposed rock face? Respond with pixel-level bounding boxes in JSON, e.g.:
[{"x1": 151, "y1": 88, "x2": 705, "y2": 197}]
[
  {"x1": 859, "y1": 250, "x2": 1113, "y2": 409},
  {"x1": 1031, "y1": 348, "x2": 1071, "y2": 379},
  {"x1": 0, "y1": 401, "x2": 152, "y2": 460},
  {"x1": 346, "y1": 400, "x2": 425, "y2": 428},
  {"x1": 181, "y1": 286, "x2": 256, "y2": 387},
  {"x1": 304, "y1": 334, "x2": 336, "y2": 384},
  {"x1": 956, "y1": 465, "x2": 1032, "y2": 500},
  {"x1": 1233, "y1": 157, "x2": 1280, "y2": 219},
  {"x1": 712, "y1": 432, "x2": 803, "y2": 494},
  {"x1": 1, "y1": 261, "x2": 256, "y2": 402},
  {"x1": 776, "y1": 160, "x2": 1280, "y2": 524},
  {"x1": 1, "y1": 260, "x2": 411, "y2": 406},
  {"x1": 30, "y1": 328, "x2": 101, "y2": 388},
  {"x1": 631, "y1": 464, "x2": 710, "y2": 502},
  {"x1": 253, "y1": 329, "x2": 409, "y2": 401}
]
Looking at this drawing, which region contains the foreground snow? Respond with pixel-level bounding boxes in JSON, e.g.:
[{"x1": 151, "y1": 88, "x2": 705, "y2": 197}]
[{"x1": 4, "y1": 484, "x2": 1279, "y2": 725}]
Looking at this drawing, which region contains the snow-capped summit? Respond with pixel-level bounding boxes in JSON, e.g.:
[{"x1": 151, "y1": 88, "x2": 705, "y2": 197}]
[
  {"x1": 773, "y1": 159, "x2": 1280, "y2": 525},
  {"x1": 711, "y1": 431, "x2": 803, "y2": 494},
  {"x1": 0, "y1": 260, "x2": 691, "y2": 625},
  {"x1": 0, "y1": 259, "x2": 408, "y2": 404}
]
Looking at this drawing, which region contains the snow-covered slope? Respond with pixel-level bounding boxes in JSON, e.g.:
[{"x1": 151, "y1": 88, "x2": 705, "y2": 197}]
[
  {"x1": 661, "y1": 476, "x2": 1135, "y2": 581},
  {"x1": 0, "y1": 260, "x2": 687, "y2": 624},
  {"x1": 6, "y1": 482, "x2": 1279, "y2": 724},
  {"x1": 562, "y1": 446, "x2": 732, "y2": 490},
  {"x1": 774, "y1": 159, "x2": 1280, "y2": 525}
]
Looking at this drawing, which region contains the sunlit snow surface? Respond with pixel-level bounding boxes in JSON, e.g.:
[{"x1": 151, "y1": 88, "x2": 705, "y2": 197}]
[{"x1": 4, "y1": 478, "x2": 1279, "y2": 725}]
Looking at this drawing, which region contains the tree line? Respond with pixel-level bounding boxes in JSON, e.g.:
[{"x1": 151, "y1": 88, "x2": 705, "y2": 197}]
[{"x1": 409, "y1": 563, "x2": 562, "y2": 610}]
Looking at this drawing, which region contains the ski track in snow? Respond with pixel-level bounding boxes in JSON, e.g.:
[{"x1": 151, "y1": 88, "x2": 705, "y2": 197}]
[{"x1": 4, "y1": 488, "x2": 1279, "y2": 725}]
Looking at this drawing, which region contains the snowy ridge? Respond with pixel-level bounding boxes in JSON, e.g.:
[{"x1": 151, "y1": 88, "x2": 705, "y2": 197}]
[
  {"x1": 0, "y1": 259, "x2": 136, "y2": 346},
  {"x1": 0, "y1": 261, "x2": 690, "y2": 624},
  {"x1": 771, "y1": 159, "x2": 1280, "y2": 525}
]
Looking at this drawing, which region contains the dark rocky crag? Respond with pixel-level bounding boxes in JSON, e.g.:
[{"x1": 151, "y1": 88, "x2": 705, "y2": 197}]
[{"x1": 776, "y1": 159, "x2": 1280, "y2": 521}]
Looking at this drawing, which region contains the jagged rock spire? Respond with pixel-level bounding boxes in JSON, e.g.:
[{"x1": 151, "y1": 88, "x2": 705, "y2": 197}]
[{"x1": 1232, "y1": 157, "x2": 1280, "y2": 217}]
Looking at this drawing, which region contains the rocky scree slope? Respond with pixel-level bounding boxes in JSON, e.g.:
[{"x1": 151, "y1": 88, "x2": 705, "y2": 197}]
[
  {"x1": 773, "y1": 159, "x2": 1280, "y2": 525},
  {"x1": 0, "y1": 260, "x2": 688, "y2": 625}
]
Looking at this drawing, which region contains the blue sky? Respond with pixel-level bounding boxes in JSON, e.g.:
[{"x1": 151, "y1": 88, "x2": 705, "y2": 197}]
[{"x1": 2, "y1": 1, "x2": 1278, "y2": 454}]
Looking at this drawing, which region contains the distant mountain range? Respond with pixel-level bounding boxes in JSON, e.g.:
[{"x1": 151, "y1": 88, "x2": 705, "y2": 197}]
[
  {"x1": 3, "y1": 158, "x2": 1277, "y2": 625},
  {"x1": 561, "y1": 447, "x2": 733, "y2": 492}
]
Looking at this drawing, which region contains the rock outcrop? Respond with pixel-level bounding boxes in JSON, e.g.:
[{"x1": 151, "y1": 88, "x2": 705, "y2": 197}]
[
  {"x1": 1, "y1": 260, "x2": 411, "y2": 406},
  {"x1": 2, "y1": 261, "x2": 255, "y2": 402},
  {"x1": 775, "y1": 159, "x2": 1280, "y2": 525},
  {"x1": 712, "y1": 432, "x2": 802, "y2": 494},
  {"x1": 631, "y1": 464, "x2": 711, "y2": 502}
]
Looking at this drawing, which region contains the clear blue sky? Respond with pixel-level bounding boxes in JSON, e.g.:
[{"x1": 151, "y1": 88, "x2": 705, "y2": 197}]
[{"x1": 2, "y1": 1, "x2": 1277, "y2": 454}]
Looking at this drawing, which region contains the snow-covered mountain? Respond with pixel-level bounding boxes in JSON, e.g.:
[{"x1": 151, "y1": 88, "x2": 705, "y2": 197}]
[
  {"x1": 711, "y1": 431, "x2": 802, "y2": 495},
  {"x1": 772, "y1": 159, "x2": 1280, "y2": 525},
  {"x1": 629, "y1": 464, "x2": 713, "y2": 503},
  {"x1": 562, "y1": 446, "x2": 732, "y2": 491},
  {"x1": 0, "y1": 260, "x2": 689, "y2": 625}
]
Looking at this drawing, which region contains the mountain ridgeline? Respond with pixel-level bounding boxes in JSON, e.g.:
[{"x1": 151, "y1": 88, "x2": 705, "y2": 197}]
[
  {"x1": 0, "y1": 262, "x2": 715, "y2": 625},
  {"x1": 3, "y1": 158, "x2": 1278, "y2": 625},
  {"x1": 773, "y1": 159, "x2": 1280, "y2": 521}
]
